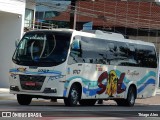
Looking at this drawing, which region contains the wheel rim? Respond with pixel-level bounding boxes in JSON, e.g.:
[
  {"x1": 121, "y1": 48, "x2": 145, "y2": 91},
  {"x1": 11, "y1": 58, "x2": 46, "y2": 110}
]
[
  {"x1": 71, "y1": 89, "x2": 78, "y2": 104},
  {"x1": 130, "y1": 91, "x2": 135, "y2": 104}
]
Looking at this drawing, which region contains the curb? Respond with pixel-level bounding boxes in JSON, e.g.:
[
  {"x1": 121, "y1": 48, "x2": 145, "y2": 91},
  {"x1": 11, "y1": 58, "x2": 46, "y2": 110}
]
[
  {"x1": 156, "y1": 88, "x2": 160, "y2": 95},
  {"x1": 0, "y1": 88, "x2": 9, "y2": 93},
  {"x1": 0, "y1": 88, "x2": 15, "y2": 99}
]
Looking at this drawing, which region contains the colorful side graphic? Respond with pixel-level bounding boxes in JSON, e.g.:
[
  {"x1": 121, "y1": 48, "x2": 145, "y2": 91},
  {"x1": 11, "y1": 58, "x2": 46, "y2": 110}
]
[
  {"x1": 106, "y1": 70, "x2": 118, "y2": 96},
  {"x1": 97, "y1": 70, "x2": 126, "y2": 97},
  {"x1": 9, "y1": 68, "x2": 61, "y2": 75},
  {"x1": 64, "y1": 70, "x2": 156, "y2": 97}
]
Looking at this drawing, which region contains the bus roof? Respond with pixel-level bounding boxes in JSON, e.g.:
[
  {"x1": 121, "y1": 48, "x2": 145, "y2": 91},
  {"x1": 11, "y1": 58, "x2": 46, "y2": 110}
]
[
  {"x1": 73, "y1": 29, "x2": 155, "y2": 47},
  {"x1": 26, "y1": 29, "x2": 155, "y2": 47}
]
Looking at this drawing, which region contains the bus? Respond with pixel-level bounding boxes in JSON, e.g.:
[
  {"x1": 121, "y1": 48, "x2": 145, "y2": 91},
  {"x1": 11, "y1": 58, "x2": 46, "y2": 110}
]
[{"x1": 9, "y1": 29, "x2": 158, "y2": 107}]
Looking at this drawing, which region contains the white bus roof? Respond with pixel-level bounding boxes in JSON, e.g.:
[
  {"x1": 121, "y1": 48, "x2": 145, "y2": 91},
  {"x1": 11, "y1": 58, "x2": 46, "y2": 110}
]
[
  {"x1": 73, "y1": 29, "x2": 155, "y2": 47},
  {"x1": 27, "y1": 28, "x2": 155, "y2": 47}
]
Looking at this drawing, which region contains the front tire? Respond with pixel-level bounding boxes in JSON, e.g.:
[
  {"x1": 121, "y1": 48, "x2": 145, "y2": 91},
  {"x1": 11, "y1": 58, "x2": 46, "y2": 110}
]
[
  {"x1": 64, "y1": 84, "x2": 80, "y2": 106},
  {"x1": 17, "y1": 94, "x2": 32, "y2": 105}
]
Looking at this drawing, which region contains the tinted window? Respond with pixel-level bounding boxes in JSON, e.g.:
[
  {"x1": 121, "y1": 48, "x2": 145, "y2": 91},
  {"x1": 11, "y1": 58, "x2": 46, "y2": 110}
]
[
  {"x1": 68, "y1": 36, "x2": 109, "y2": 64},
  {"x1": 68, "y1": 36, "x2": 157, "y2": 68},
  {"x1": 135, "y1": 44, "x2": 157, "y2": 68},
  {"x1": 13, "y1": 31, "x2": 72, "y2": 67}
]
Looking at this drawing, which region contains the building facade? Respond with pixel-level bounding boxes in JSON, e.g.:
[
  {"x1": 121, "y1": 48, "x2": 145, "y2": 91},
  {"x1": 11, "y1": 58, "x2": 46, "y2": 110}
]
[
  {"x1": 36, "y1": 0, "x2": 70, "y2": 20},
  {"x1": 0, "y1": 0, "x2": 36, "y2": 87}
]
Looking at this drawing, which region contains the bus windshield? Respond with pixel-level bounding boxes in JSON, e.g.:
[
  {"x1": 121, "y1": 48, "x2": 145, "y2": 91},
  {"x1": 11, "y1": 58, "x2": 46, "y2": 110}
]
[{"x1": 12, "y1": 31, "x2": 72, "y2": 67}]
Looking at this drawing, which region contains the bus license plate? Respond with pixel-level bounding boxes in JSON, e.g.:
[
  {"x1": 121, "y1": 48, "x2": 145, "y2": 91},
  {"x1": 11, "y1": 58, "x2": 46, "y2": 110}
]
[{"x1": 25, "y1": 82, "x2": 36, "y2": 86}]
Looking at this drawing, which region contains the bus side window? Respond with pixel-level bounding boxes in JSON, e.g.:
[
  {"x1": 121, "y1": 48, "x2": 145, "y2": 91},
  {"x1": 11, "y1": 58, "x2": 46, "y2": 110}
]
[
  {"x1": 108, "y1": 43, "x2": 116, "y2": 52},
  {"x1": 68, "y1": 36, "x2": 82, "y2": 64},
  {"x1": 107, "y1": 42, "x2": 117, "y2": 65},
  {"x1": 128, "y1": 44, "x2": 137, "y2": 66},
  {"x1": 134, "y1": 44, "x2": 157, "y2": 68}
]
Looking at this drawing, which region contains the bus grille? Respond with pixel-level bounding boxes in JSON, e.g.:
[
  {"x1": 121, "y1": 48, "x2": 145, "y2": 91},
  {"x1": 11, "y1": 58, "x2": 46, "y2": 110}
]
[{"x1": 19, "y1": 75, "x2": 46, "y2": 90}]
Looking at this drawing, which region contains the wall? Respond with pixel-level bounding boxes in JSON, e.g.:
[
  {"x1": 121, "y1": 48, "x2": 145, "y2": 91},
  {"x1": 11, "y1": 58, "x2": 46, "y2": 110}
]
[
  {"x1": 0, "y1": 0, "x2": 26, "y2": 88},
  {"x1": 0, "y1": 12, "x2": 23, "y2": 87},
  {"x1": 0, "y1": 0, "x2": 25, "y2": 15},
  {"x1": 0, "y1": 0, "x2": 36, "y2": 88},
  {"x1": 36, "y1": 0, "x2": 70, "y2": 12}
]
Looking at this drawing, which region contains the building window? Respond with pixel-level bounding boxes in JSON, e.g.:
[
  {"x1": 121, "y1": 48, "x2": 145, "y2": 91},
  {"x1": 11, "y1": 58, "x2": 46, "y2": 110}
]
[
  {"x1": 25, "y1": 8, "x2": 34, "y2": 28},
  {"x1": 35, "y1": 12, "x2": 44, "y2": 20},
  {"x1": 44, "y1": 11, "x2": 60, "y2": 19}
]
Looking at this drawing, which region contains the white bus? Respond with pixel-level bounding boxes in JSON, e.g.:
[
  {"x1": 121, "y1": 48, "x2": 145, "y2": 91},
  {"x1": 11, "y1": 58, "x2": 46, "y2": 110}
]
[{"x1": 9, "y1": 29, "x2": 158, "y2": 107}]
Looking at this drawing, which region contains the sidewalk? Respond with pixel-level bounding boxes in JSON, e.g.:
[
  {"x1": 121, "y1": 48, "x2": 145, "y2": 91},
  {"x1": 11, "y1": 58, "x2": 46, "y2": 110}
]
[
  {"x1": 156, "y1": 88, "x2": 160, "y2": 94},
  {"x1": 0, "y1": 88, "x2": 16, "y2": 99}
]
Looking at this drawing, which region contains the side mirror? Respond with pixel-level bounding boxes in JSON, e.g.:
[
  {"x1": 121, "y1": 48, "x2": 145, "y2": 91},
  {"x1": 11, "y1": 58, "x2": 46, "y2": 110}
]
[
  {"x1": 15, "y1": 39, "x2": 20, "y2": 47},
  {"x1": 71, "y1": 39, "x2": 80, "y2": 50}
]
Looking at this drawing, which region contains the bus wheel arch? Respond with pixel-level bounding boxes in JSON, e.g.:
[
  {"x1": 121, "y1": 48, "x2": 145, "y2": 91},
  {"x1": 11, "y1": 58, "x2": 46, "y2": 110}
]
[
  {"x1": 64, "y1": 82, "x2": 82, "y2": 106},
  {"x1": 116, "y1": 84, "x2": 137, "y2": 107},
  {"x1": 126, "y1": 84, "x2": 137, "y2": 107},
  {"x1": 130, "y1": 84, "x2": 137, "y2": 99},
  {"x1": 125, "y1": 83, "x2": 137, "y2": 99}
]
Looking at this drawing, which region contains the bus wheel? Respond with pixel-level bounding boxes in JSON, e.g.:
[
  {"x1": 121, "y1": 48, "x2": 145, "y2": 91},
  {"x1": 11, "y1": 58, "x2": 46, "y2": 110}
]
[
  {"x1": 17, "y1": 94, "x2": 32, "y2": 105},
  {"x1": 79, "y1": 99, "x2": 97, "y2": 106},
  {"x1": 125, "y1": 86, "x2": 136, "y2": 107},
  {"x1": 64, "y1": 84, "x2": 80, "y2": 106}
]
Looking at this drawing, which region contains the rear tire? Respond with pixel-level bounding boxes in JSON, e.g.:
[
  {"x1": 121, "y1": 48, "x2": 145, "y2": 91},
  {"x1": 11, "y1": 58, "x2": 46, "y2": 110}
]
[
  {"x1": 17, "y1": 94, "x2": 32, "y2": 105},
  {"x1": 79, "y1": 99, "x2": 97, "y2": 106},
  {"x1": 125, "y1": 86, "x2": 136, "y2": 107},
  {"x1": 116, "y1": 86, "x2": 136, "y2": 107},
  {"x1": 64, "y1": 84, "x2": 80, "y2": 106}
]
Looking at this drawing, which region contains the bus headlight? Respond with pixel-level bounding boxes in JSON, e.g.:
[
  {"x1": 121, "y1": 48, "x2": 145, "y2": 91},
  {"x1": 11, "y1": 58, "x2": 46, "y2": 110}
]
[{"x1": 10, "y1": 85, "x2": 19, "y2": 91}]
